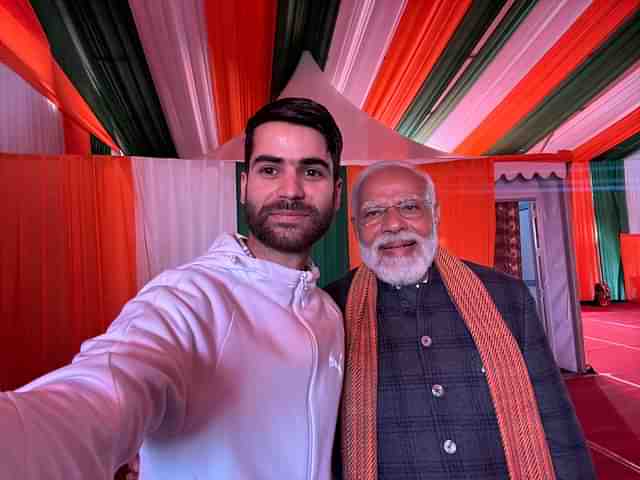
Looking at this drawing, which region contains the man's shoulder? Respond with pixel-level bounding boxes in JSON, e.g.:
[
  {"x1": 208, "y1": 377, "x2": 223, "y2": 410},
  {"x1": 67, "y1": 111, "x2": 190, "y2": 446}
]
[
  {"x1": 323, "y1": 268, "x2": 358, "y2": 313},
  {"x1": 463, "y1": 260, "x2": 524, "y2": 290}
]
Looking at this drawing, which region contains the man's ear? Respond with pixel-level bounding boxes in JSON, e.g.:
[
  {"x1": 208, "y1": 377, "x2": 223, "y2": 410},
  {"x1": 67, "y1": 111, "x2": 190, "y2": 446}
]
[
  {"x1": 240, "y1": 171, "x2": 248, "y2": 205},
  {"x1": 333, "y1": 178, "x2": 343, "y2": 212},
  {"x1": 434, "y1": 203, "x2": 441, "y2": 225}
]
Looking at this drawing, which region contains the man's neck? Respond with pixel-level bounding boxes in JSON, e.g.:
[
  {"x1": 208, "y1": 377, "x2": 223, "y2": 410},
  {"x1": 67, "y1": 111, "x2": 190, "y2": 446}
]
[{"x1": 246, "y1": 235, "x2": 310, "y2": 270}]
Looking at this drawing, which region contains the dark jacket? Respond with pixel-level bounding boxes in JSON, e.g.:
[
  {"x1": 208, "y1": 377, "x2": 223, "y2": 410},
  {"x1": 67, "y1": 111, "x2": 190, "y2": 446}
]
[{"x1": 325, "y1": 262, "x2": 595, "y2": 480}]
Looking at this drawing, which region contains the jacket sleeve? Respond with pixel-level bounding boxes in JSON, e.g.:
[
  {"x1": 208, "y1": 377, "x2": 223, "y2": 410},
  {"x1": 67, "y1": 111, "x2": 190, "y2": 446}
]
[
  {"x1": 519, "y1": 284, "x2": 596, "y2": 479},
  {"x1": 0, "y1": 286, "x2": 197, "y2": 479}
]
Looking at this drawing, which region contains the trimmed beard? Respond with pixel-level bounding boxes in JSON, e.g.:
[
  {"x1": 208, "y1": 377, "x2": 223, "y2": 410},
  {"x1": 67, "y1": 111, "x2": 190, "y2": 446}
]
[
  {"x1": 360, "y1": 225, "x2": 438, "y2": 286},
  {"x1": 244, "y1": 198, "x2": 335, "y2": 254}
]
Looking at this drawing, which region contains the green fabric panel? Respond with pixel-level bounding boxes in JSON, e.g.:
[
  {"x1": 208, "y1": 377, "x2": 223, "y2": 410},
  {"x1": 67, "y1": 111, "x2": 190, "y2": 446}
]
[
  {"x1": 489, "y1": 10, "x2": 640, "y2": 155},
  {"x1": 591, "y1": 159, "x2": 630, "y2": 301},
  {"x1": 271, "y1": 0, "x2": 340, "y2": 97},
  {"x1": 90, "y1": 135, "x2": 111, "y2": 155},
  {"x1": 411, "y1": 0, "x2": 537, "y2": 143},
  {"x1": 397, "y1": 0, "x2": 509, "y2": 139},
  {"x1": 235, "y1": 163, "x2": 349, "y2": 287},
  {"x1": 593, "y1": 131, "x2": 640, "y2": 164},
  {"x1": 30, "y1": 0, "x2": 177, "y2": 157}
]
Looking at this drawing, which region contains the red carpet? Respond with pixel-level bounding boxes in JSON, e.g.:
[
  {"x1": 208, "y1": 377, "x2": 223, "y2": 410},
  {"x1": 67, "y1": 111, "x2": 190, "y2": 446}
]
[{"x1": 565, "y1": 302, "x2": 640, "y2": 479}]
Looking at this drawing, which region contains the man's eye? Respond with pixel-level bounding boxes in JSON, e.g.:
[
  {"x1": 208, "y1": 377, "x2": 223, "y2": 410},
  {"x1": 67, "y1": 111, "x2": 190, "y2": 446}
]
[
  {"x1": 400, "y1": 203, "x2": 420, "y2": 213},
  {"x1": 363, "y1": 209, "x2": 383, "y2": 219},
  {"x1": 305, "y1": 168, "x2": 325, "y2": 178},
  {"x1": 260, "y1": 166, "x2": 278, "y2": 176}
]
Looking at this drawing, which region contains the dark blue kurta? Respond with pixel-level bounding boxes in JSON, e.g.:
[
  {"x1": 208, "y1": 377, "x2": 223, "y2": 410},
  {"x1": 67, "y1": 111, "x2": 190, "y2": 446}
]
[{"x1": 325, "y1": 262, "x2": 595, "y2": 480}]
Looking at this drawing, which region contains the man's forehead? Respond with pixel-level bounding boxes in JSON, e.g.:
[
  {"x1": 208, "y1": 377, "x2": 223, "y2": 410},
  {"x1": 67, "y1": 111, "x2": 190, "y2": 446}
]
[{"x1": 359, "y1": 168, "x2": 427, "y2": 199}]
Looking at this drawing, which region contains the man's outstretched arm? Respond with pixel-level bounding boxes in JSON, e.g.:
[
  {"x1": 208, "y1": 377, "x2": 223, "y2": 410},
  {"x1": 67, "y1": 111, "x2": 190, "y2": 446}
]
[{"x1": 0, "y1": 287, "x2": 197, "y2": 479}]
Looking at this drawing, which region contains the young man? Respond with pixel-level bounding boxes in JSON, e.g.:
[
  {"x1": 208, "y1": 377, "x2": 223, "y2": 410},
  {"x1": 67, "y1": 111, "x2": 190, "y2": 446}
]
[
  {"x1": 0, "y1": 98, "x2": 345, "y2": 480},
  {"x1": 326, "y1": 161, "x2": 595, "y2": 480}
]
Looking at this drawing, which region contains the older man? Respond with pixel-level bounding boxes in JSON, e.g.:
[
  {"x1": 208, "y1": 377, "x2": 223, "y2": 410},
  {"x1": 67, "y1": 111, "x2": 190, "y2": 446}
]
[{"x1": 326, "y1": 161, "x2": 595, "y2": 480}]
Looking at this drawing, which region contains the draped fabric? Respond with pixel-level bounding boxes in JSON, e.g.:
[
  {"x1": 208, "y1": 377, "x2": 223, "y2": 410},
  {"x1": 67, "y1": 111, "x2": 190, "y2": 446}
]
[
  {"x1": 205, "y1": 0, "x2": 276, "y2": 143},
  {"x1": 0, "y1": 153, "x2": 137, "y2": 390},
  {"x1": 620, "y1": 234, "x2": 640, "y2": 302},
  {"x1": 91, "y1": 135, "x2": 111, "y2": 155},
  {"x1": 573, "y1": 107, "x2": 640, "y2": 163},
  {"x1": 128, "y1": 0, "x2": 219, "y2": 158},
  {"x1": 427, "y1": 0, "x2": 591, "y2": 152},
  {"x1": 30, "y1": 0, "x2": 177, "y2": 157},
  {"x1": 132, "y1": 157, "x2": 237, "y2": 289},
  {"x1": 324, "y1": 0, "x2": 406, "y2": 108},
  {"x1": 625, "y1": 151, "x2": 640, "y2": 233},
  {"x1": 591, "y1": 159, "x2": 630, "y2": 301},
  {"x1": 455, "y1": 0, "x2": 637, "y2": 155},
  {"x1": 347, "y1": 159, "x2": 495, "y2": 269},
  {"x1": 271, "y1": 0, "x2": 340, "y2": 97},
  {"x1": 63, "y1": 114, "x2": 90, "y2": 155},
  {"x1": 529, "y1": 59, "x2": 640, "y2": 153},
  {"x1": 494, "y1": 202, "x2": 522, "y2": 279},
  {"x1": 567, "y1": 162, "x2": 600, "y2": 302},
  {"x1": 397, "y1": 0, "x2": 509, "y2": 138},
  {"x1": 0, "y1": 0, "x2": 116, "y2": 150},
  {"x1": 0, "y1": 62, "x2": 63, "y2": 155},
  {"x1": 489, "y1": 9, "x2": 640, "y2": 155},
  {"x1": 409, "y1": 0, "x2": 537, "y2": 144},
  {"x1": 363, "y1": 0, "x2": 471, "y2": 128}
]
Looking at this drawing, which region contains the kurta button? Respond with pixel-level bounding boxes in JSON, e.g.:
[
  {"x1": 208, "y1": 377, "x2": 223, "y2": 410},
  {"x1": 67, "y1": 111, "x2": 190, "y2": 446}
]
[
  {"x1": 420, "y1": 335, "x2": 432, "y2": 347},
  {"x1": 481, "y1": 366, "x2": 486, "y2": 374},
  {"x1": 431, "y1": 384, "x2": 444, "y2": 397},
  {"x1": 231, "y1": 256, "x2": 239, "y2": 263},
  {"x1": 443, "y1": 439, "x2": 457, "y2": 454}
]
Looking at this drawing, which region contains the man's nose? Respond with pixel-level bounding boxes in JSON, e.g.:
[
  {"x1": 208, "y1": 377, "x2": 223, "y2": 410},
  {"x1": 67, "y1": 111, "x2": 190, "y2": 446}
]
[
  {"x1": 278, "y1": 171, "x2": 305, "y2": 199},
  {"x1": 380, "y1": 206, "x2": 407, "y2": 233}
]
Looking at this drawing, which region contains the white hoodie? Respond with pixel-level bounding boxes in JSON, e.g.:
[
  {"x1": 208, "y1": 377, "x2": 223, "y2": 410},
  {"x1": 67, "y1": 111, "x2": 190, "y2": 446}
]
[{"x1": 0, "y1": 233, "x2": 344, "y2": 479}]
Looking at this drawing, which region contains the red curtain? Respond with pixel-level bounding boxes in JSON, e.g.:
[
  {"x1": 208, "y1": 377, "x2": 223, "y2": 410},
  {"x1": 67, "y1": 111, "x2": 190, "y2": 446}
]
[
  {"x1": 573, "y1": 107, "x2": 640, "y2": 163},
  {"x1": 205, "y1": 0, "x2": 276, "y2": 143},
  {"x1": 0, "y1": 154, "x2": 137, "y2": 390},
  {"x1": 347, "y1": 158, "x2": 495, "y2": 269},
  {"x1": 567, "y1": 162, "x2": 600, "y2": 301},
  {"x1": 63, "y1": 114, "x2": 91, "y2": 155},
  {"x1": 620, "y1": 233, "x2": 640, "y2": 302},
  {"x1": 363, "y1": 0, "x2": 471, "y2": 128},
  {"x1": 0, "y1": 0, "x2": 117, "y2": 150}
]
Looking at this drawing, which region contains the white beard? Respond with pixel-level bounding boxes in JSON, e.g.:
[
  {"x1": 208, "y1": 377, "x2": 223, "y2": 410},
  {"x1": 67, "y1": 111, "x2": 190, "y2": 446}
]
[{"x1": 360, "y1": 226, "x2": 438, "y2": 286}]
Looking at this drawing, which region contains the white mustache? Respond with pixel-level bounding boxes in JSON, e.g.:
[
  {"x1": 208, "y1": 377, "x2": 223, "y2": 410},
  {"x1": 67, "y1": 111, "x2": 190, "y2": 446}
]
[{"x1": 372, "y1": 231, "x2": 425, "y2": 251}]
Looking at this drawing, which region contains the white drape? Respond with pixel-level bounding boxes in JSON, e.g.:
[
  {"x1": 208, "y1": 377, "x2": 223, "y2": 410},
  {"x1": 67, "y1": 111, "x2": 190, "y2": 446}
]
[
  {"x1": 132, "y1": 157, "x2": 237, "y2": 288},
  {"x1": 0, "y1": 62, "x2": 64, "y2": 155},
  {"x1": 129, "y1": 0, "x2": 219, "y2": 158},
  {"x1": 625, "y1": 150, "x2": 640, "y2": 233}
]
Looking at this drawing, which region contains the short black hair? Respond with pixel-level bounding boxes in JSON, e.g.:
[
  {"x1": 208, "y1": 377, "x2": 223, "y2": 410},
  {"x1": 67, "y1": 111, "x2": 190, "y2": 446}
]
[{"x1": 244, "y1": 98, "x2": 343, "y2": 181}]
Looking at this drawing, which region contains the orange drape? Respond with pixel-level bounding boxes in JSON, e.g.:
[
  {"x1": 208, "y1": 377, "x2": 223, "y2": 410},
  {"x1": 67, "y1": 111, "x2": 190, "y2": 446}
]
[
  {"x1": 573, "y1": 106, "x2": 640, "y2": 163},
  {"x1": 63, "y1": 114, "x2": 91, "y2": 155},
  {"x1": 0, "y1": 154, "x2": 137, "y2": 390},
  {"x1": 620, "y1": 233, "x2": 640, "y2": 302},
  {"x1": 205, "y1": 0, "x2": 277, "y2": 143},
  {"x1": 567, "y1": 162, "x2": 600, "y2": 301},
  {"x1": 454, "y1": 0, "x2": 640, "y2": 155},
  {"x1": 363, "y1": 0, "x2": 471, "y2": 127},
  {"x1": 0, "y1": 0, "x2": 117, "y2": 150},
  {"x1": 347, "y1": 159, "x2": 495, "y2": 269}
]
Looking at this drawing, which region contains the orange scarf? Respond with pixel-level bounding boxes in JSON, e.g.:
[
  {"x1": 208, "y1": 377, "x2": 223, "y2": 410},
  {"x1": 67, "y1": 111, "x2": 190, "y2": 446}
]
[{"x1": 341, "y1": 248, "x2": 556, "y2": 480}]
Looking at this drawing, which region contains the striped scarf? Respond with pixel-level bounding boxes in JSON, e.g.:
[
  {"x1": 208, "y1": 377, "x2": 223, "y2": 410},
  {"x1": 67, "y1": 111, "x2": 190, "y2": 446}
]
[{"x1": 341, "y1": 247, "x2": 556, "y2": 480}]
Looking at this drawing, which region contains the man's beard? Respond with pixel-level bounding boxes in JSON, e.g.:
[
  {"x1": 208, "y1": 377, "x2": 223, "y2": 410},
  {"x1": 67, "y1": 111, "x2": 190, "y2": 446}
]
[
  {"x1": 360, "y1": 225, "x2": 438, "y2": 286},
  {"x1": 245, "y1": 198, "x2": 335, "y2": 254}
]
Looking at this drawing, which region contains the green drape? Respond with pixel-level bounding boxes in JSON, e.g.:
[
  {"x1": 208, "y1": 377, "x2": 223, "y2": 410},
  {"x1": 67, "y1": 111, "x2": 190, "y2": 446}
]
[
  {"x1": 236, "y1": 163, "x2": 349, "y2": 287},
  {"x1": 397, "y1": 0, "x2": 510, "y2": 139},
  {"x1": 30, "y1": 0, "x2": 177, "y2": 157},
  {"x1": 406, "y1": 0, "x2": 536, "y2": 143},
  {"x1": 591, "y1": 159, "x2": 630, "y2": 301},
  {"x1": 90, "y1": 135, "x2": 111, "y2": 155},
  {"x1": 489, "y1": 9, "x2": 640, "y2": 154},
  {"x1": 271, "y1": 0, "x2": 340, "y2": 97}
]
